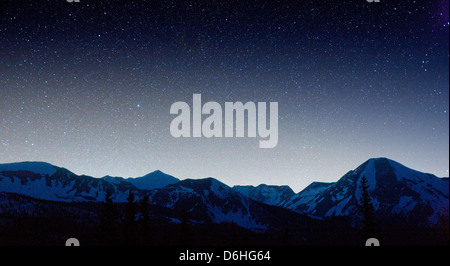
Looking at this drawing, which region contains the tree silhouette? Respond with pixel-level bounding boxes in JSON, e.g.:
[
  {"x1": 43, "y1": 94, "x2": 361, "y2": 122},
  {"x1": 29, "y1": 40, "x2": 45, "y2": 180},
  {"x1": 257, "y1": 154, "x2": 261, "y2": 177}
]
[
  {"x1": 99, "y1": 188, "x2": 118, "y2": 244},
  {"x1": 358, "y1": 176, "x2": 376, "y2": 240},
  {"x1": 181, "y1": 207, "x2": 190, "y2": 245},
  {"x1": 123, "y1": 190, "x2": 137, "y2": 244},
  {"x1": 139, "y1": 194, "x2": 151, "y2": 244}
]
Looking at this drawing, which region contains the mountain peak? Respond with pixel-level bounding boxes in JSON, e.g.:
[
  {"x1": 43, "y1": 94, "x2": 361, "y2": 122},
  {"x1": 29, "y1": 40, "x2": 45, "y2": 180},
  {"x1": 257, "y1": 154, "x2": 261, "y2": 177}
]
[
  {"x1": 368, "y1": 157, "x2": 389, "y2": 161},
  {"x1": 146, "y1": 169, "x2": 163, "y2": 175},
  {"x1": 178, "y1": 177, "x2": 227, "y2": 189},
  {"x1": 0, "y1": 161, "x2": 58, "y2": 176},
  {"x1": 356, "y1": 157, "x2": 440, "y2": 185},
  {"x1": 126, "y1": 170, "x2": 179, "y2": 190},
  {"x1": 285, "y1": 157, "x2": 449, "y2": 225},
  {"x1": 359, "y1": 157, "x2": 395, "y2": 170}
]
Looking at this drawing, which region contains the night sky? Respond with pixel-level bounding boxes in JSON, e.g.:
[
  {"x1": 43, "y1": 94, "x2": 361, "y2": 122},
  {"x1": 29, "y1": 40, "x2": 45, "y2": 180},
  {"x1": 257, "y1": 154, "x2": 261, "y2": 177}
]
[{"x1": 0, "y1": 0, "x2": 448, "y2": 191}]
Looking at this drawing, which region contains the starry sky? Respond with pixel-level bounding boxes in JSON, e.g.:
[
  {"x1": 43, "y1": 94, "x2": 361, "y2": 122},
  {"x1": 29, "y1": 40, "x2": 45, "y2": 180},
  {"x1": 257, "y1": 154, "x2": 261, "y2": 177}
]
[{"x1": 0, "y1": 0, "x2": 448, "y2": 192}]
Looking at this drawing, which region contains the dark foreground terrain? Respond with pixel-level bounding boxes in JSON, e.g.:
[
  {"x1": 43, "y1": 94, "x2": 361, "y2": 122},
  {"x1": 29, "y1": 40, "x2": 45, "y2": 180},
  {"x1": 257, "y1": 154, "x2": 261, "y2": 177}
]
[{"x1": 0, "y1": 193, "x2": 447, "y2": 246}]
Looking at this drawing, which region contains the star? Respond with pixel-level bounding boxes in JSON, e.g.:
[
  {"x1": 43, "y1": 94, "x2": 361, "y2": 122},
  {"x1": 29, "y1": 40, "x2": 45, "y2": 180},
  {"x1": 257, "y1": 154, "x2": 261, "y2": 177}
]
[{"x1": 0, "y1": 0, "x2": 447, "y2": 190}]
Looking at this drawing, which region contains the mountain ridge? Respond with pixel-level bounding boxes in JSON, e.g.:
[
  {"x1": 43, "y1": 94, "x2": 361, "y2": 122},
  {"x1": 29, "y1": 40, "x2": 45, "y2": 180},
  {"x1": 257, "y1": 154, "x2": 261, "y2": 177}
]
[
  {"x1": 281, "y1": 158, "x2": 449, "y2": 226},
  {"x1": 0, "y1": 157, "x2": 448, "y2": 229}
]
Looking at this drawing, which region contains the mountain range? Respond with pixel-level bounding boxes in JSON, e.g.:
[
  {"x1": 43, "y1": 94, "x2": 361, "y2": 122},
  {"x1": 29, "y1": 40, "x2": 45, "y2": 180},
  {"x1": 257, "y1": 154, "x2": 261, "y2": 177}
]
[
  {"x1": 0, "y1": 157, "x2": 448, "y2": 241},
  {"x1": 237, "y1": 158, "x2": 449, "y2": 227}
]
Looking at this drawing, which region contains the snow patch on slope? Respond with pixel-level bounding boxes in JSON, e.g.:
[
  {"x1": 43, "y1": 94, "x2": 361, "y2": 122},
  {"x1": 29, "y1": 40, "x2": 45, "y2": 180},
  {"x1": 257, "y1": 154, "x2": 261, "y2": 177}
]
[{"x1": 209, "y1": 206, "x2": 268, "y2": 232}]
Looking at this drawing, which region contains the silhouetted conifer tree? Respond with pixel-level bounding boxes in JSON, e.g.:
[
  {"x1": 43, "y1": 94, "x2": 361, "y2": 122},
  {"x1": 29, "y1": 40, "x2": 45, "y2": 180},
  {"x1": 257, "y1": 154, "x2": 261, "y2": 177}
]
[
  {"x1": 139, "y1": 194, "x2": 151, "y2": 244},
  {"x1": 358, "y1": 176, "x2": 376, "y2": 240},
  {"x1": 100, "y1": 188, "x2": 118, "y2": 244},
  {"x1": 181, "y1": 207, "x2": 190, "y2": 245},
  {"x1": 124, "y1": 190, "x2": 137, "y2": 244}
]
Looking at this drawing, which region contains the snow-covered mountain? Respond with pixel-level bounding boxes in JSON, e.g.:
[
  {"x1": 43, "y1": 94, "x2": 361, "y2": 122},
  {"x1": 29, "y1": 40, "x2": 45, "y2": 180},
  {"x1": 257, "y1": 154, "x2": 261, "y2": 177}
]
[
  {"x1": 284, "y1": 158, "x2": 449, "y2": 226},
  {"x1": 146, "y1": 178, "x2": 270, "y2": 231},
  {"x1": 1, "y1": 158, "x2": 448, "y2": 229},
  {"x1": 233, "y1": 184, "x2": 296, "y2": 207},
  {"x1": 0, "y1": 162, "x2": 148, "y2": 202},
  {"x1": 281, "y1": 182, "x2": 333, "y2": 212},
  {"x1": 0, "y1": 162, "x2": 298, "y2": 232}
]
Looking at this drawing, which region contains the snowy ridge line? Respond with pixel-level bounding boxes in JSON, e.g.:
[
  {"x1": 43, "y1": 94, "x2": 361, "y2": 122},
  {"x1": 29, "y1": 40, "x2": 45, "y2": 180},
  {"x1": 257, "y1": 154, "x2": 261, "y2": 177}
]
[{"x1": 0, "y1": 157, "x2": 449, "y2": 228}]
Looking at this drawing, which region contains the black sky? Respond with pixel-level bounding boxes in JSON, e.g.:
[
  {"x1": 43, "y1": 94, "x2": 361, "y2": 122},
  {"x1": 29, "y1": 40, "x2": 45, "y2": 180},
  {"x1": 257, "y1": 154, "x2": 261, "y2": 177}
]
[{"x1": 0, "y1": 0, "x2": 448, "y2": 190}]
